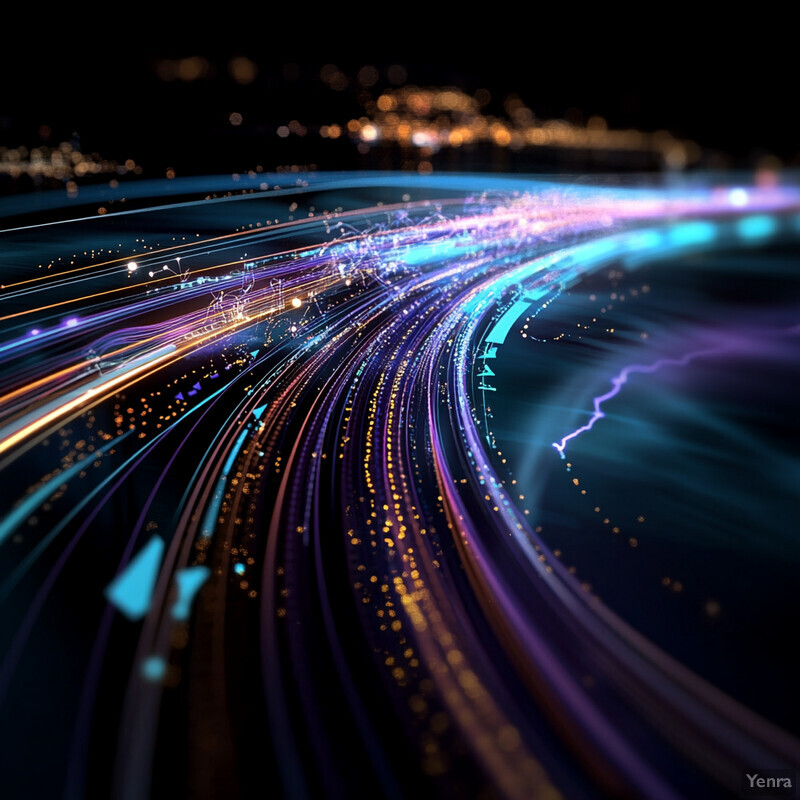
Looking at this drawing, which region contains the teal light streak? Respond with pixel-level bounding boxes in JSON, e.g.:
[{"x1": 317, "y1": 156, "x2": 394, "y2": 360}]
[
  {"x1": 486, "y1": 300, "x2": 532, "y2": 345},
  {"x1": 404, "y1": 237, "x2": 462, "y2": 265},
  {"x1": 0, "y1": 433, "x2": 130, "y2": 546}
]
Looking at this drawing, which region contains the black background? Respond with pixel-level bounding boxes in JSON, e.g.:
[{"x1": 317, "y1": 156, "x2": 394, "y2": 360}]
[{"x1": 1, "y1": 19, "x2": 796, "y2": 177}]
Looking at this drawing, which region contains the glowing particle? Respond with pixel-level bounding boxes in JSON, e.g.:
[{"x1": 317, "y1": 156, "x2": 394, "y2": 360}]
[
  {"x1": 291, "y1": 297, "x2": 302, "y2": 308},
  {"x1": 357, "y1": 65, "x2": 379, "y2": 87},
  {"x1": 142, "y1": 656, "x2": 166, "y2": 681},
  {"x1": 127, "y1": 261, "x2": 138, "y2": 272},
  {"x1": 360, "y1": 124, "x2": 379, "y2": 142},
  {"x1": 387, "y1": 64, "x2": 407, "y2": 84},
  {"x1": 234, "y1": 563, "x2": 246, "y2": 576},
  {"x1": 728, "y1": 188, "x2": 748, "y2": 207},
  {"x1": 229, "y1": 56, "x2": 258, "y2": 85},
  {"x1": 737, "y1": 214, "x2": 777, "y2": 240},
  {"x1": 705, "y1": 599, "x2": 721, "y2": 617}
]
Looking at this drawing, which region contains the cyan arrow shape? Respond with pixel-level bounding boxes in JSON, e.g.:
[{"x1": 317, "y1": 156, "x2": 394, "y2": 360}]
[
  {"x1": 105, "y1": 536, "x2": 165, "y2": 621},
  {"x1": 171, "y1": 567, "x2": 211, "y2": 621}
]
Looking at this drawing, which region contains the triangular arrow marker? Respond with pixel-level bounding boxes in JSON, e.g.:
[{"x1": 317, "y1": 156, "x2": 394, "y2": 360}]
[
  {"x1": 105, "y1": 536, "x2": 165, "y2": 621},
  {"x1": 171, "y1": 567, "x2": 211, "y2": 621}
]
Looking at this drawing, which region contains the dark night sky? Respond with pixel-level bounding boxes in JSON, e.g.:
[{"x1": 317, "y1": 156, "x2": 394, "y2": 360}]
[{"x1": 1, "y1": 23, "x2": 796, "y2": 176}]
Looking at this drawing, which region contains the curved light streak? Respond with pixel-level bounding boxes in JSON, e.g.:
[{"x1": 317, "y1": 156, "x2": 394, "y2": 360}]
[{"x1": 0, "y1": 172, "x2": 798, "y2": 800}]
